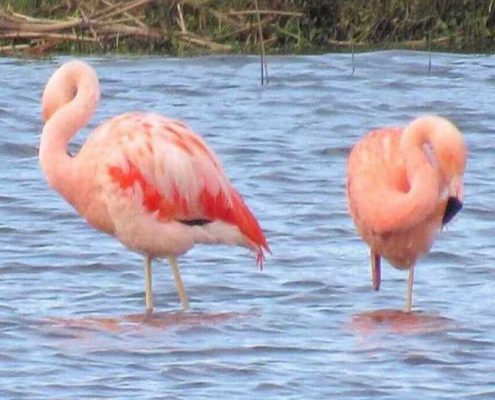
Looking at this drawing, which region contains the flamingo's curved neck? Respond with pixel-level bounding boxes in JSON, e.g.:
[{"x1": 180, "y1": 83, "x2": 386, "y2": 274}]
[
  {"x1": 390, "y1": 117, "x2": 444, "y2": 231},
  {"x1": 39, "y1": 62, "x2": 100, "y2": 205}
]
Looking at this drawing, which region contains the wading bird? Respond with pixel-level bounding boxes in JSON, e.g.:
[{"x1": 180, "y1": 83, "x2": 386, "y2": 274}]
[
  {"x1": 40, "y1": 60, "x2": 269, "y2": 313},
  {"x1": 346, "y1": 115, "x2": 466, "y2": 312}
]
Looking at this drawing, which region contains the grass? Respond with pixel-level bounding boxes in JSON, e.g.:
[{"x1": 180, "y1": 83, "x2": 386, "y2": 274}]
[{"x1": 0, "y1": 0, "x2": 494, "y2": 56}]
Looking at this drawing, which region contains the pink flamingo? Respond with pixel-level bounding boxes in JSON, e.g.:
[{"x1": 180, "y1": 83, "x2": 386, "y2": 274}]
[
  {"x1": 40, "y1": 60, "x2": 269, "y2": 313},
  {"x1": 347, "y1": 116, "x2": 467, "y2": 312}
]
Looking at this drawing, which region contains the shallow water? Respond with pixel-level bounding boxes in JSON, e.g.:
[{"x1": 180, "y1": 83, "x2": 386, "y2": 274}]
[{"x1": 0, "y1": 51, "x2": 494, "y2": 399}]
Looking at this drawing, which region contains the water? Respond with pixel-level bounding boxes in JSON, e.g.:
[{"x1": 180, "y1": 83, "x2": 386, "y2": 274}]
[{"x1": 0, "y1": 51, "x2": 494, "y2": 399}]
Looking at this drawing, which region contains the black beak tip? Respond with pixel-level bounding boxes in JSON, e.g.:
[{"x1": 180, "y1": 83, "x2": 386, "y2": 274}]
[{"x1": 443, "y1": 197, "x2": 463, "y2": 225}]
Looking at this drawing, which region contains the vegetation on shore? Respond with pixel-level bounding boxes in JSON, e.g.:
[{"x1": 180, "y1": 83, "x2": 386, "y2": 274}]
[{"x1": 0, "y1": 0, "x2": 494, "y2": 56}]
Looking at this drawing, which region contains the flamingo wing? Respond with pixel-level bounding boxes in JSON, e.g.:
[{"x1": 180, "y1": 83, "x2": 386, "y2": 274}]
[
  {"x1": 347, "y1": 127, "x2": 440, "y2": 235},
  {"x1": 347, "y1": 128, "x2": 411, "y2": 234},
  {"x1": 99, "y1": 113, "x2": 268, "y2": 264}
]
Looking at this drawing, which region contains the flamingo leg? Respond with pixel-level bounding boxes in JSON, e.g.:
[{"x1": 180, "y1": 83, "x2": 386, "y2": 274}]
[
  {"x1": 405, "y1": 265, "x2": 415, "y2": 313},
  {"x1": 168, "y1": 255, "x2": 190, "y2": 312},
  {"x1": 370, "y1": 249, "x2": 381, "y2": 291},
  {"x1": 144, "y1": 255, "x2": 154, "y2": 313}
]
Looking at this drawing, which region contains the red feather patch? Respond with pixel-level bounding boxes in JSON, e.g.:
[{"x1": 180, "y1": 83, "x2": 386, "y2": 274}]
[{"x1": 108, "y1": 162, "x2": 269, "y2": 266}]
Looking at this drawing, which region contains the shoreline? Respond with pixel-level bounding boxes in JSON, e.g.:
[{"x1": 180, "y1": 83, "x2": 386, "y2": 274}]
[{"x1": 1, "y1": 1, "x2": 494, "y2": 57}]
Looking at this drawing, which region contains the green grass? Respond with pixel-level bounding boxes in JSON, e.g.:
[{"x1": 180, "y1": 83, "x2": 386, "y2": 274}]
[{"x1": 1, "y1": 0, "x2": 494, "y2": 55}]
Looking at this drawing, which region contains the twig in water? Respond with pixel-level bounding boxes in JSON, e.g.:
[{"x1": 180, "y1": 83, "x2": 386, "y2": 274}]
[
  {"x1": 351, "y1": 28, "x2": 355, "y2": 76},
  {"x1": 427, "y1": 31, "x2": 432, "y2": 75},
  {"x1": 253, "y1": 0, "x2": 268, "y2": 85}
]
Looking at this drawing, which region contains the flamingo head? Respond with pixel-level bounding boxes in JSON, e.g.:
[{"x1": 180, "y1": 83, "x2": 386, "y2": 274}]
[{"x1": 41, "y1": 60, "x2": 100, "y2": 123}]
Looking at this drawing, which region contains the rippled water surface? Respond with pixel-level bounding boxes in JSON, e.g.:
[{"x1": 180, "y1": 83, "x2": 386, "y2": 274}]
[{"x1": 0, "y1": 51, "x2": 494, "y2": 399}]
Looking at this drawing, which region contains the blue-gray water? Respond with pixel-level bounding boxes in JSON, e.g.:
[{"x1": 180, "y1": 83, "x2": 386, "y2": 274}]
[{"x1": 0, "y1": 51, "x2": 494, "y2": 399}]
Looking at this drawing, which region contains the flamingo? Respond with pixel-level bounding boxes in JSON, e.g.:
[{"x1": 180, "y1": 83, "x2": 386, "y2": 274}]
[
  {"x1": 39, "y1": 60, "x2": 269, "y2": 313},
  {"x1": 346, "y1": 116, "x2": 467, "y2": 312}
]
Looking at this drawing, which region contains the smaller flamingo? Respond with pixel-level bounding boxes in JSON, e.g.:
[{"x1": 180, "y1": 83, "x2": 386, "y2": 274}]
[
  {"x1": 40, "y1": 60, "x2": 269, "y2": 313},
  {"x1": 346, "y1": 116, "x2": 467, "y2": 312}
]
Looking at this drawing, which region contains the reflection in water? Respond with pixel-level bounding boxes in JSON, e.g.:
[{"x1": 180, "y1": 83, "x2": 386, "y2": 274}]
[
  {"x1": 350, "y1": 309, "x2": 455, "y2": 335},
  {"x1": 46, "y1": 310, "x2": 260, "y2": 334}
]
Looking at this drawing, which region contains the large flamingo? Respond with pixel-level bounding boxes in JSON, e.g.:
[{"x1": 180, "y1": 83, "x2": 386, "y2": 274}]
[
  {"x1": 347, "y1": 116, "x2": 467, "y2": 312},
  {"x1": 40, "y1": 60, "x2": 269, "y2": 313}
]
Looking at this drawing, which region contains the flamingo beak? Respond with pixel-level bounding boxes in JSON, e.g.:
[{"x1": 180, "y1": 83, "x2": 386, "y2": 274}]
[
  {"x1": 443, "y1": 197, "x2": 463, "y2": 225},
  {"x1": 443, "y1": 175, "x2": 463, "y2": 225}
]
